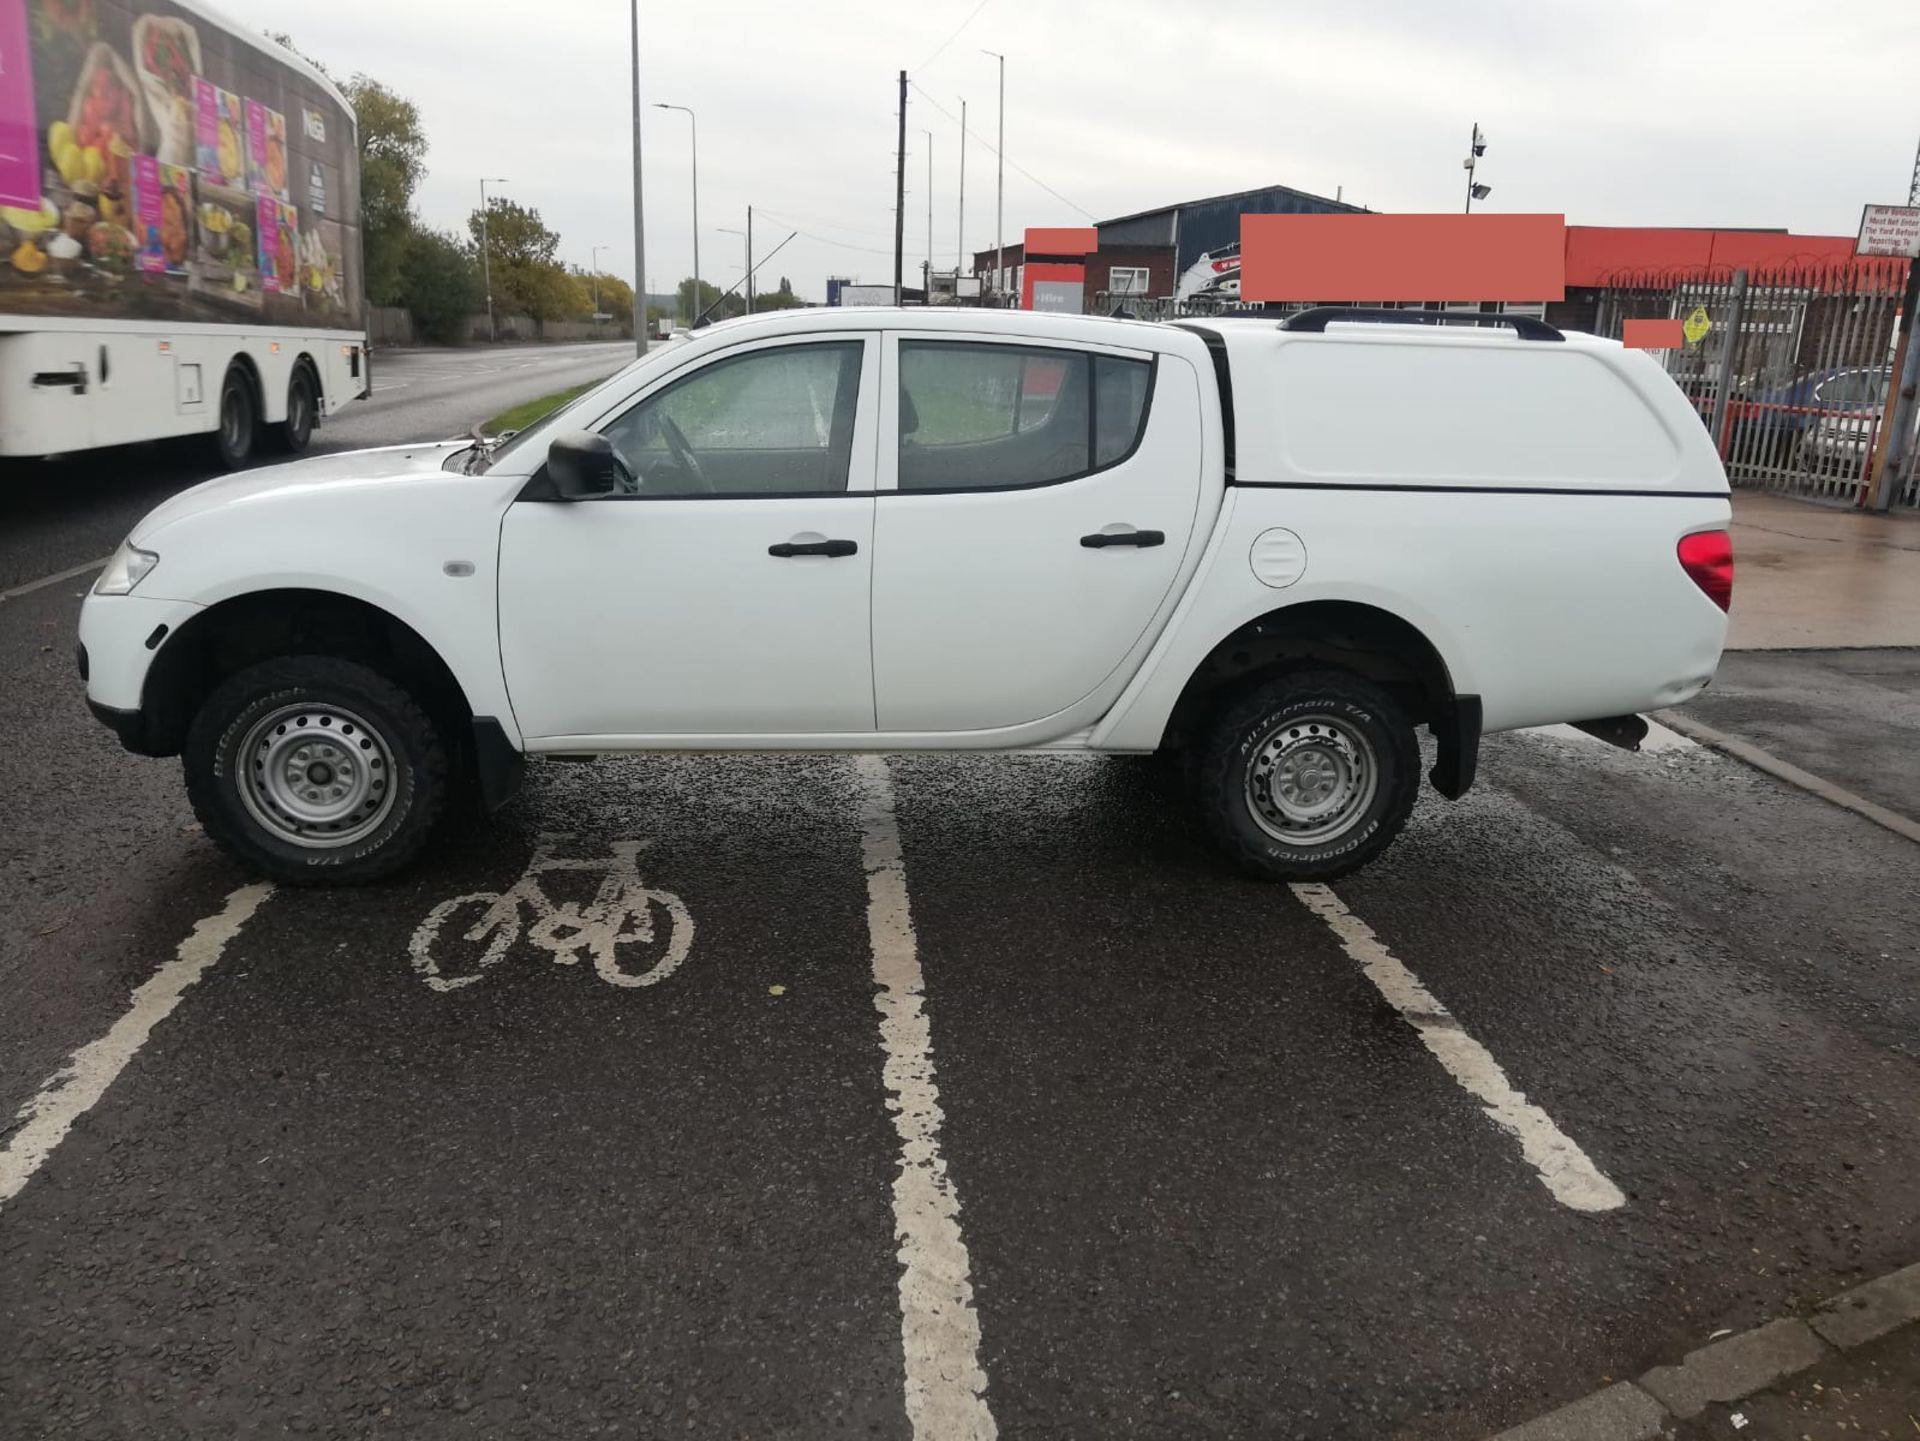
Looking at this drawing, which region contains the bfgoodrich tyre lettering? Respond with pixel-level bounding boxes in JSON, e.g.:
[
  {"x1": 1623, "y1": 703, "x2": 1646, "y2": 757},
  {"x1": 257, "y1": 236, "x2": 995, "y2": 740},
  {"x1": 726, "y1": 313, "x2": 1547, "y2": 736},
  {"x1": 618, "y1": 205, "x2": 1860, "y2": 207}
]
[{"x1": 1196, "y1": 670, "x2": 1420, "y2": 882}]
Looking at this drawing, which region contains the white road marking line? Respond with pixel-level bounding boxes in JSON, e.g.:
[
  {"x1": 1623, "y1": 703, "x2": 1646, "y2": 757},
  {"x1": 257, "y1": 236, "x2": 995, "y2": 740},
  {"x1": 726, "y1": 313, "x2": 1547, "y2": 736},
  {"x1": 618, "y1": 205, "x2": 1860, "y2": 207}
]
[
  {"x1": 1523, "y1": 720, "x2": 1698, "y2": 753},
  {"x1": 0, "y1": 555, "x2": 111, "y2": 603},
  {"x1": 851, "y1": 755, "x2": 997, "y2": 1441},
  {"x1": 1657, "y1": 710, "x2": 1920, "y2": 846},
  {"x1": 0, "y1": 884, "x2": 272, "y2": 1210},
  {"x1": 1291, "y1": 883, "x2": 1627, "y2": 1214}
]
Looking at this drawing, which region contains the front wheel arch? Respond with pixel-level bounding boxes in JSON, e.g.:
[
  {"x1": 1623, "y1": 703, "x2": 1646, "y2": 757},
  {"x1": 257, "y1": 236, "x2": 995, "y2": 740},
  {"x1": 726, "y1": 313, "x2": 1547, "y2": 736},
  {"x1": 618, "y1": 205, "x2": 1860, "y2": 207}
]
[{"x1": 141, "y1": 589, "x2": 479, "y2": 762}]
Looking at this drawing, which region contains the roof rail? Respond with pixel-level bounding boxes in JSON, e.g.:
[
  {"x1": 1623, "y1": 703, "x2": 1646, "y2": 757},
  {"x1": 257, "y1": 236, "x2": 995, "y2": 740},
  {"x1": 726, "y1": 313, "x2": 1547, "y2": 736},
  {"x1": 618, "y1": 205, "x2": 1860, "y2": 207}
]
[{"x1": 1278, "y1": 307, "x2": 1564, "y2": 342}]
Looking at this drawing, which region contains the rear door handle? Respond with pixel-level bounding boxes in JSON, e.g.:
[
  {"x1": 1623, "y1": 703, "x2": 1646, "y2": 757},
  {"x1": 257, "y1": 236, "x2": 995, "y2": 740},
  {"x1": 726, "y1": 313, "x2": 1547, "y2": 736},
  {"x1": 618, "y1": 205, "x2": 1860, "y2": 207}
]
[
  {"x1": 769, "y1": 538, "x2": 859, "y2": 558},
  {"x1": 1080, "y1": 528, "x2": 1165, "y2": 549}
]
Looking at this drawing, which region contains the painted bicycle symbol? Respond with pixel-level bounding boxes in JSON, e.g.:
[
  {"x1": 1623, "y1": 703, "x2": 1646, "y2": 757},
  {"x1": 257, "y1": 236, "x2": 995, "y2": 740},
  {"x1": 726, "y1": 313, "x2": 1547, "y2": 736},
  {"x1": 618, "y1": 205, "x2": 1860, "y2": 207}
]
[{"x1": 408, "y1": 833, "x2": 693, "y2": 992}]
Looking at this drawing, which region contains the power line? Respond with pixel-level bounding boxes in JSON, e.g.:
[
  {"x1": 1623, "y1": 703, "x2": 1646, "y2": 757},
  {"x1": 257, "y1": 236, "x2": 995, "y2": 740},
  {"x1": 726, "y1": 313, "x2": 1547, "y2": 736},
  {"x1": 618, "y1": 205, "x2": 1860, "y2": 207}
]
[
  {"x1": 907, "y1": 79, "x2": 1096, "y2": 221},
  {"x1": 756, "y1": 212, "x2": 901, "y2": 258},
  {"x1": 913, "y1": 0, "x2": 993, "y2": 75},
  {"x1": 752, "y1": 206, "x2": 899, "y2": 247}
]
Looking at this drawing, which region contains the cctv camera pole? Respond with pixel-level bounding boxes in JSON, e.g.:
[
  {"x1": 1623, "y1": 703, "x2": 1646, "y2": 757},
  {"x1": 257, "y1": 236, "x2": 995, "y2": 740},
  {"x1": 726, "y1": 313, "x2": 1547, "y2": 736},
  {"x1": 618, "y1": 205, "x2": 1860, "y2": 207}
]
[
  {"x1": 1463, "y1": 122, "x2": 1487, "y2": 213},
  {"x1": 894, "y1": 70, "x2": 907, "y2": 306}
]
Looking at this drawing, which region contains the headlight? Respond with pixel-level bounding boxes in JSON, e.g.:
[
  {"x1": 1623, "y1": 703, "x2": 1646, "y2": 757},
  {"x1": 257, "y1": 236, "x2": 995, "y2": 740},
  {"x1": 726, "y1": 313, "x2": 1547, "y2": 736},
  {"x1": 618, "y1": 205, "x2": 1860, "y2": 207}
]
[{"x1": 94, "y1": 542, "x2": 160, "y2": 596}]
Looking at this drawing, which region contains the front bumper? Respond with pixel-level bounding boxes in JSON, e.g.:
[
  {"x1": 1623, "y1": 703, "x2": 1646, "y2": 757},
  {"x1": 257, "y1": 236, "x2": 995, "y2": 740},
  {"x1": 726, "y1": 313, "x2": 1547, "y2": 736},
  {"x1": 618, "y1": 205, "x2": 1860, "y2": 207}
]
[
  {"x1": 86, "y1": 694, "x2": 153, "y2": 752},
  {"x1": 77, "y1": 592, "x2": 204, "y2": 753}
]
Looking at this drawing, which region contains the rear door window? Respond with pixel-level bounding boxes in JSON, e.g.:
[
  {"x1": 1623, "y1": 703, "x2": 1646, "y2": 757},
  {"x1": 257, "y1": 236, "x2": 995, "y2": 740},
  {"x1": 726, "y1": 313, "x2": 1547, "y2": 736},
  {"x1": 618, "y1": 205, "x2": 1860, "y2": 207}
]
[{"x1": 898, "y1": 342, "x2": 1152, "y2": 491}]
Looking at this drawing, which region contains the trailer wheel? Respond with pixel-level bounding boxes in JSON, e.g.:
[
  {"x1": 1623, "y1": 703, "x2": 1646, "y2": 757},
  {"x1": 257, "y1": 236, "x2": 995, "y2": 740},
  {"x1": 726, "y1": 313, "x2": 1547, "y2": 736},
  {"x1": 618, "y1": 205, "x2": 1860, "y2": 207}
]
[
  {"x1": 276, "y1": 362, "x2": 318, "y2": 454},
  {"x1": 212, "y1": 364, "x2": 256, "y2": 469}
]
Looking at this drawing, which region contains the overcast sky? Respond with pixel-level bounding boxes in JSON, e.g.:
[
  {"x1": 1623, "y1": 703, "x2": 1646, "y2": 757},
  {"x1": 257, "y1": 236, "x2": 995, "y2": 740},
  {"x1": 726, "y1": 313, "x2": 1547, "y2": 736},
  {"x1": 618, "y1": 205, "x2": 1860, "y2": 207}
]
[{"x1": 218, "y1": 0, "x2": 1920, "y2": 303}]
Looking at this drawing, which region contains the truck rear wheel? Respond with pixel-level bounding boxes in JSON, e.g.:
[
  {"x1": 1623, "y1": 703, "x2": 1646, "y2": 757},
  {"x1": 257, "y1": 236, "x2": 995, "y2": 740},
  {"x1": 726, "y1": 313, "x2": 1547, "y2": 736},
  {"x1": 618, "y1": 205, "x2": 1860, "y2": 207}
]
[
  {"x1": 276, "y1": 363, "x2": 317, "y2": 453},
  {"x1": 1195, "y1": 670, "x2": 1419, "y2": 882},
  {"x1": 183, "y1": 656, "x2": 451, "y2": 885},
  {"x1": 212, "y1": 364, "x2": 256, "y2": 469}
]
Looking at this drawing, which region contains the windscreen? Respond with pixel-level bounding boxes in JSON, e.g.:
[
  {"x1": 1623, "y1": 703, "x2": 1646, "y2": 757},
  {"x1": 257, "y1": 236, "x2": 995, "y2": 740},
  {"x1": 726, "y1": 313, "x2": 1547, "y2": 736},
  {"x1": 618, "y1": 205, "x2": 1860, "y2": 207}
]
[{"x1": 0, "y1": 0, "x2": 361, "y2": 328}]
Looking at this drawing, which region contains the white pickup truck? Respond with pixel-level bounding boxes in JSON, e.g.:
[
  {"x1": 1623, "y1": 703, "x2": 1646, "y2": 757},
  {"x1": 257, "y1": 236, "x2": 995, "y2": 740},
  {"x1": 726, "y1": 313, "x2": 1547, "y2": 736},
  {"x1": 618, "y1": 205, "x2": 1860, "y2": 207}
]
[{"x1": 78, "y1": 306, "x2": 1733, "y2": 884}]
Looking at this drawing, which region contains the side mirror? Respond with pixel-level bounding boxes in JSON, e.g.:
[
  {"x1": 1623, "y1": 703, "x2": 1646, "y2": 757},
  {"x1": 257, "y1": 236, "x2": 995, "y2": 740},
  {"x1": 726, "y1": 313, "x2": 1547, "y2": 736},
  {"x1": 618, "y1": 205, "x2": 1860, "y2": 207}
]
[{"x1": 546, "y1": 430, "x2": 619, "y2": 499}]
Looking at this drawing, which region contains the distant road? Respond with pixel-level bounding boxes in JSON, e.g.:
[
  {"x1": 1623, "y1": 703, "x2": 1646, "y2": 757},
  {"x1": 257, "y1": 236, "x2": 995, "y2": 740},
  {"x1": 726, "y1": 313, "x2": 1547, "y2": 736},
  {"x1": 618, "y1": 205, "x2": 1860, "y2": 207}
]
[{"x1": 0, "y1": 341, "x2": 635, "y2": 593}]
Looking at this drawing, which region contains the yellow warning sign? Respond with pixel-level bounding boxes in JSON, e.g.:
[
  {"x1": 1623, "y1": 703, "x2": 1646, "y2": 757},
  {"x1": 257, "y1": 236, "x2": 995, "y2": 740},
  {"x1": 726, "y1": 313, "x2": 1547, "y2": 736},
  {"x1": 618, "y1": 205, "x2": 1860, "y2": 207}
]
[{"x1": 1682, "y1": 306, "x2": 1712, "y2": 346}]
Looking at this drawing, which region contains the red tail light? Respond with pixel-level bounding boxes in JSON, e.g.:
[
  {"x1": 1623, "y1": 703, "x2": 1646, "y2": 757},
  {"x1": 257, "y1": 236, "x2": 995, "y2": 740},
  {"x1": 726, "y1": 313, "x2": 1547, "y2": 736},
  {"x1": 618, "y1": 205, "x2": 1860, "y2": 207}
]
[{"x1": 1677, "y1": 530, "x2": 1733, "y2": 612}]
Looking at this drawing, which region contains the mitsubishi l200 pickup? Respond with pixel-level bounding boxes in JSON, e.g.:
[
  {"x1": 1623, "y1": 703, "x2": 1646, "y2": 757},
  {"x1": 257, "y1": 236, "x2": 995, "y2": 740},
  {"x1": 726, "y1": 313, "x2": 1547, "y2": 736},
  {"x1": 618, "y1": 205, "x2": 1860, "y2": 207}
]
[{"x1": 78, "y1": 306, "x2": 1733, "y2": 883}]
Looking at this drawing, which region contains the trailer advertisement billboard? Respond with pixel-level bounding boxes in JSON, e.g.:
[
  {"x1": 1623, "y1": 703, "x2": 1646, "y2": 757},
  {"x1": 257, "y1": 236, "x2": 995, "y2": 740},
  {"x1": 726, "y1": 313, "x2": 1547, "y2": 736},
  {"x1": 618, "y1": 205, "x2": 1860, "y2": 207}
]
[{"x1": 0, "y1": 0, "x2": 360, "y2": 328}]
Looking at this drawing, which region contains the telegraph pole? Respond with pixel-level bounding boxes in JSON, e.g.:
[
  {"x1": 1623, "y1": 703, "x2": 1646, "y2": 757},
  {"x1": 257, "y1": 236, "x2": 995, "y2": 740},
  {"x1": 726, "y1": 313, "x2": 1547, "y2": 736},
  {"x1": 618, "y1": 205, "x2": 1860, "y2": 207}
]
[
  {"x1": 746, "y1": 204, "x2": 754, "y2": 314},
  {"x1": 957, "y1": 98, "x2": 967, "y2": 277},
  {"x1": 984, "y1": 50, "x2": 1003, "y2": 298},
  {"x1": 893, "y1": 70, "x2": 907, "y2": 306}
]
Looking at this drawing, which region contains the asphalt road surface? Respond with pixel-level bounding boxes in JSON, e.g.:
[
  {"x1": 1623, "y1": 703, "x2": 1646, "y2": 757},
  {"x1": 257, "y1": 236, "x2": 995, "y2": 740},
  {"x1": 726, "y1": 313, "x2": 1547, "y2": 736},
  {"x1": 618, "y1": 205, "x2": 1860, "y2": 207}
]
[{"x1": 3, "y1": 383, "x2": 1918, "y2": 1438}]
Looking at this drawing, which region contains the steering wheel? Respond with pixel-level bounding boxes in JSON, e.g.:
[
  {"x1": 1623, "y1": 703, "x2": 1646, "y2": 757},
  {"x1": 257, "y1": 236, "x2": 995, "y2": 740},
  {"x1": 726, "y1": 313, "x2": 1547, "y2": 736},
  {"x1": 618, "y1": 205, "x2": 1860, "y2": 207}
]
[
  {"x1": 611, "y1": 449, "x2": 642, "y2": 495},
  {"x1": 659, "y1": 416, "x2": 713, "y2": 494}
]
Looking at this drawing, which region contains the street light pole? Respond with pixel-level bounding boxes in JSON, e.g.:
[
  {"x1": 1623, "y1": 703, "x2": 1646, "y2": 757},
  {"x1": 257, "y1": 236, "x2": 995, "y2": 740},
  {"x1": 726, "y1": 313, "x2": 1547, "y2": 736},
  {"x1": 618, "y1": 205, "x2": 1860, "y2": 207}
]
[
  {"x1": 629, "y1": 0, "x2": 647, "y2": 354},
  {"x1": 478, "y1": 176, "x2": 508, "y2": 342},
  {"x1": 589, "y1": 243, "x2": 605, "y2": 318},
  {"x1": 924, "y1": 127, "x2": 934, "y2": 304},
  {"x1": 654, "y1": 104, "x2": 699, "y2": 325},
  {"x1": 983, "y1": 50, "x2": 1003, "y2": 299}
]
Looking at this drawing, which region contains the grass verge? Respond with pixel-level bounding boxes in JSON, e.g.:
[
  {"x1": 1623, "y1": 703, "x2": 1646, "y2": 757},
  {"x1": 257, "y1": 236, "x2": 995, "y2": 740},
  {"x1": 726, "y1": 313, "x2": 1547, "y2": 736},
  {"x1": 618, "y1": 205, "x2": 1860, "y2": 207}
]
[{"x1": 482, "y1": 381, "x2": 601, "y2": 436}]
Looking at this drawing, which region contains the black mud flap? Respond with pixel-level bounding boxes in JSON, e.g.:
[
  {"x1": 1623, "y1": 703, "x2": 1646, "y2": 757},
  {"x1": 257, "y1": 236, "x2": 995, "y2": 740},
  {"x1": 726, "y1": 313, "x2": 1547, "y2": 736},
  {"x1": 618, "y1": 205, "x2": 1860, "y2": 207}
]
[
  {"x1": 471, "y1": 717, "x2": 526, "y2": 813},
  {"x1": 1428, "y1": 694, "x2": 1482, "y2": 800}
]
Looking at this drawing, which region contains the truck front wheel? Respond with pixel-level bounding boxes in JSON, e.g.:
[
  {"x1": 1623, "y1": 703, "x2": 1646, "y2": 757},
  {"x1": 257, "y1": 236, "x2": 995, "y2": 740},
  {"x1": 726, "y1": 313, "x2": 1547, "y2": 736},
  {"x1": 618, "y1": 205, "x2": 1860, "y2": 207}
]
[
  {"x1": 183, "y1": 656, "x2": 451, "y2": 884},
  {"x1": 212, "y1": 364, "x2": 256, "y2": 469},
  {"x1": 1195, "y1": 670, "x2": 1419, "y2": 882}
]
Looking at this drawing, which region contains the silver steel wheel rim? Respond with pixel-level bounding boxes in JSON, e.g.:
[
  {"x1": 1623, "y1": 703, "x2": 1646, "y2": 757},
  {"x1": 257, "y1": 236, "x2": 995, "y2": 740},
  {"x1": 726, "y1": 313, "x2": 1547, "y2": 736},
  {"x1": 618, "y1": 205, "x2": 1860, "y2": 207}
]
[
  {"x1": 1244, "y1": 712, "x2": 1379, "y2": 847},
  {"x1": 236, "y1": 702, "x2": 397, "y2": 848}
]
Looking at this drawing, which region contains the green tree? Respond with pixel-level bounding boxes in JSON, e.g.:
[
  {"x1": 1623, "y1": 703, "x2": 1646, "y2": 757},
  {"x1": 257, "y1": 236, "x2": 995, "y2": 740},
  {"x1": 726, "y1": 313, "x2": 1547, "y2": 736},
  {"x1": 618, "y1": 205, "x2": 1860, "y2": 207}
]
[
  {"x1": 677, "y1": 276, "x2": 745, "y2": 324},
  {"x1": 468, "y1": 200, "x2": 579, "y2": 320},
  {"x1": 584, "y1": 270, "x2": 634, "y2": 322},
  {"x1": 345, "y1": 78, "x2": 428, "y2": 304},
  {"x1": 753, "y1": 276, "x2": 807, "y2": 311},
  {"x1": 399, "y1": 228, "x2": 480, "y2": 344}
]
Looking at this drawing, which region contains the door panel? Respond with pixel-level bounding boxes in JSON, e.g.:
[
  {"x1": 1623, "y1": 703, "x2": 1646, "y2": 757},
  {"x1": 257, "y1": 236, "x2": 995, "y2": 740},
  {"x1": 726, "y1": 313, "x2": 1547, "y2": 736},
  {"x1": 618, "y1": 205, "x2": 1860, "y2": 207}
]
[
  {"x1": 871, "y1": 337, "x2": 1204, "y2": 733},
  {"x1": 496, "y1": 334, "x2": 879, "y2": 740},
  {"x1": 498, "y1": 497, "x2": 875, "y2": 738}
]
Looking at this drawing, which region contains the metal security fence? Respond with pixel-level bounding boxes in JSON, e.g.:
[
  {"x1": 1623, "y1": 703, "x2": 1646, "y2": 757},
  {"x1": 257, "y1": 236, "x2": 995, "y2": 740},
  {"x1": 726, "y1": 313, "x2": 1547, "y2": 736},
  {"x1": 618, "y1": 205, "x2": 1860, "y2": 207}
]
[{"x1": 1589, "y1": 262, "x2": 1916, "y2": 508}]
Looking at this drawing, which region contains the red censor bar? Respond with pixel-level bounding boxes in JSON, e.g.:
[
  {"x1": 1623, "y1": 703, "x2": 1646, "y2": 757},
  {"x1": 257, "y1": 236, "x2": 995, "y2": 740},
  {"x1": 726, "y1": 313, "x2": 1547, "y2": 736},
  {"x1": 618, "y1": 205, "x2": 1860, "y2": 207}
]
[
  {"x1": 1241, "y1": 213, "x2": 1567, "y2": 303},
  {"x1": 1623, "y1": 318, "x2": 1686, "y2": 349}
]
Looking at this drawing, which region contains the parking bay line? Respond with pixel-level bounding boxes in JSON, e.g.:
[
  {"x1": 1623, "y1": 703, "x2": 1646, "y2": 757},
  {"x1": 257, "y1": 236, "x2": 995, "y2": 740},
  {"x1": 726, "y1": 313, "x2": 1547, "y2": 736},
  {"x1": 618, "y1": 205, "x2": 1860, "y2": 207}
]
[
  {"x1": 1290, "y1": 883, "x2": 1627, "y2": 1214},
  {"x1": 0, "y1": 883, "x2": 272, "y2": 1210},
  {"x1": 0, "y1": 555, "x2": 112, "y2": 604},
  {"x1": 851, "y1": 755, "x2": 998, "y2": 1441}
]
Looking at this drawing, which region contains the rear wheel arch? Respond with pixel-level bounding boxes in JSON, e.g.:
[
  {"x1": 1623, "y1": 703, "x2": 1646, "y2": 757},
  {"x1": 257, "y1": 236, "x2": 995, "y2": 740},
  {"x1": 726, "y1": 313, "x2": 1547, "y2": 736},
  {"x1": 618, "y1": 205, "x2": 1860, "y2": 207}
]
[
  {"x1": 142, "y1": 589, "x2": 476, "y2": 759},
  {"x1": 1161, "y1": 599, "x2": 1460, "y2": 752}
]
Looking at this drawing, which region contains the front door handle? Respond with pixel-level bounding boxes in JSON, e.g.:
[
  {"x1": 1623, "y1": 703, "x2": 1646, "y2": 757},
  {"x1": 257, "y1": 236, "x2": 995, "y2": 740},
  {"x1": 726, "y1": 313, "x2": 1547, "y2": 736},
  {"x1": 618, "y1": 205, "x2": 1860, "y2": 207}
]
[
  {"x1": 769, "y1": 538, "x2": 859, "y2": 558},
  {"x1": 1080, "y1": 528, "x2": 1165, "y2": 549}
]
